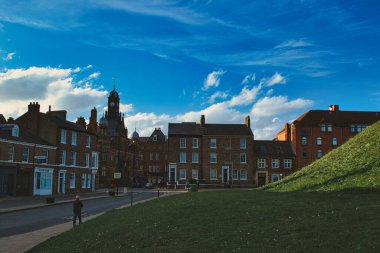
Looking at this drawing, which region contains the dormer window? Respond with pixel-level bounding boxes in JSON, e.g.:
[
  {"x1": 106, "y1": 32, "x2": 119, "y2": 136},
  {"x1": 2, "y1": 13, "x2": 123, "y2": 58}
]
[
  {"x1": 153, "y1": 135, "x2": 157, "y2": 141},
  {"x1": 12, "y1": 125, "x2": 19, "y2": 137},
  {"x1": 321, "y1": 123, "x2": 326, "y2": 132}
]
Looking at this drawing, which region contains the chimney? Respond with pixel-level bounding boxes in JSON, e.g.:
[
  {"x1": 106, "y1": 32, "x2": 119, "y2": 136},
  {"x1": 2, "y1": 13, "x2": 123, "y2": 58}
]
[
  {"x1": 245, "y1": 115, "x2": 251, "y2": 128},
  {"x1": 284, "y1": 123, "x2": 290, "y2": 141},
  {"x1": 329, "y1": 105, "x2": 339, "y2": 112},
  {"x1": 76, "y1": 116, "x2": 87, "y2": 128},
  {"x1": 200, "y1": 115, "x2": 205, "y2": 127},
  {"x1": 48, "y1": 105, "x2": 51, "y2": 112},
  {"x1": 7, "y1": 117, "x2": 15, "y2": 124},
  {"x1": 88, "y1": 107, "x2": 97, "y2": 134},
  {"x1": 27, "y1": 102, "x2": 41, "y2": 135},
  {"x1": 0, "y1": 114, "x2": 6, "y2": 124}
]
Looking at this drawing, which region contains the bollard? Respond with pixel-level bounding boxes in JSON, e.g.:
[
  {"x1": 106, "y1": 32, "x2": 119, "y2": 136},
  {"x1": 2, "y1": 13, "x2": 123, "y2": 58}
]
[{"x1": 157, "y1": 189, "x2": 160, "y2": 198}]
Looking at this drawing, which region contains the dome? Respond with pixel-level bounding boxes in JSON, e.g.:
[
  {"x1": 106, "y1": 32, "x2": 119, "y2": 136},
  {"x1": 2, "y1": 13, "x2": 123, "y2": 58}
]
[
  {"x1": 99, "y1": 116, "x2": 108, "y2": 126},
  {"x1": 132, "y1": 130, "x2": 139, "y2": 139}
]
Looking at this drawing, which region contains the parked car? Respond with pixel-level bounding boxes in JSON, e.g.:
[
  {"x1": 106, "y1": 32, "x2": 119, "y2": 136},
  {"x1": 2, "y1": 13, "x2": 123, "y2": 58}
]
[{"x1": 145, "y1": 182, "x2": 154, "y2": 189}]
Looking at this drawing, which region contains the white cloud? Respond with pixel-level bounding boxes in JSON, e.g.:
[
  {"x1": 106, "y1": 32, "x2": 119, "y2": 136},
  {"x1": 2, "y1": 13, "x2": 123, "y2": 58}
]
[
  {"x1": 228, "y1": 84, "x2": 262, "y2": 107},
  {"x1": 241, "y1": 73, "x2": 256, "y2": 84},
  {"x1": 85, "y1": 64, "x2": 93, "y2": 69},
  {"x1": 261, "y1": 72, "x2": 286, "y2": 87},
  {"x1": 3, "y1": 52, "x2": 16, "y2": 61},
  {"x1": 203, "y1": 70, "x2": 226, "y2": 90},
  {"x1": 251, "y1": 96, "x2": 313, "y2": 118},
  {"x1": 120, "y1": 103, "x2": 133, "y2": 113},
  {"x1": 124, "y1": 112, "x2": 171, "y2": 137},
  {"x1": 0, "y1": 66, "x2": 108, "y2": 119},
  {"x1": 208, "y1": 91, "x2": 228, "y2": 103},
  {"x1": 88, "y1": 72, "x2": 100, "y2": 79},
  {"x1": 275, "y1": 39, "x2": 312, "y2": 49}
]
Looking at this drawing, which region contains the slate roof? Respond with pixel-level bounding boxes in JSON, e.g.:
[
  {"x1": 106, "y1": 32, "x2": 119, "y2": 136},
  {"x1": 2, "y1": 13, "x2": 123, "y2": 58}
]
[
  {"x1": 0, "y1": 124, "x2": 55, "y2": 147},
  {"x1": 293, "y1": 110, "x2": 380, "y2": 127},
  {"x1": 168, "y1": 122, "x2": 253, "y2": 136},
  {"x1": 253, "y1": 140, "x2": 294, "y2": 157}
]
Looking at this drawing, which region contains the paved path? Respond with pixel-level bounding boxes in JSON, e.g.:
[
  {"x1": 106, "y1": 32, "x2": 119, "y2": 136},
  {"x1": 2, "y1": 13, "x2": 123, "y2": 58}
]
[{"x1": 0, "y1": 190, "x2": 184, "y2": 253}]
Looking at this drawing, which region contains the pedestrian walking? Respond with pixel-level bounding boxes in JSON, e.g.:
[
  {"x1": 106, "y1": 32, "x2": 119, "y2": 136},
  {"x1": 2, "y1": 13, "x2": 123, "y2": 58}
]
[{"x1": 73, "y1": 195, "x2": 83, "y2": 227}]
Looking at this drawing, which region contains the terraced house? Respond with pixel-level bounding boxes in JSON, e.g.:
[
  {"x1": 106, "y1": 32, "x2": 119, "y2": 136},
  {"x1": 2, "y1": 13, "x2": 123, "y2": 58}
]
[
  {"x1": 276, "y1": 105, "x2": 380, "y2": 169},
  {"x1": 0, "y1": 118, "x2": 57, "y2": 196},
  {"x1": 16, "y1": 102, "x2": 99, "y2": 195},
  {"x1": 168, "y1": 115, "x2": 254, "y2": 187}
]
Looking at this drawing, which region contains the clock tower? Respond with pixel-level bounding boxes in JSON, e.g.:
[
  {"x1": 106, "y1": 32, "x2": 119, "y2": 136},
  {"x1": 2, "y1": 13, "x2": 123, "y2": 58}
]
[{"x1": 106, "y1": 84, "x2": 120, "y2": 121}]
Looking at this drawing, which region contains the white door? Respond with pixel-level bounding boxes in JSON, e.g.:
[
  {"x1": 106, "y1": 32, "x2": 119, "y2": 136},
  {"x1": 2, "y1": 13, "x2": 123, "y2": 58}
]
[{"x1": 58, "y1": 171, "x2": 66, "y2": 194}]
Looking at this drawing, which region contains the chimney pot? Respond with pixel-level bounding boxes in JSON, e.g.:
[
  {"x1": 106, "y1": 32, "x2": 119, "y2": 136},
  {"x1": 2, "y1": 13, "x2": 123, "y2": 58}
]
[
  {"x1": 200, "y1": 115, "x2": 205, "y2": 127},
  {"x1": 329, "y1": 105, "x2": 339, "y2": 112}
]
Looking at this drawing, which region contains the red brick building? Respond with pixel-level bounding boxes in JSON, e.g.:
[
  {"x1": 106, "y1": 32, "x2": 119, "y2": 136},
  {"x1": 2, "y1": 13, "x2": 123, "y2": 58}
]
[
  {"x1": 253, "y1": 140, "x2": 295, "y2": 187},
  {"x1": 139, "y1": 128, "x2": 167, "y2": 185},
  {"x1": 0, "y1": 121, "x2": 57, "y2": 196},
  {"x1": 168, "y1": 115, "x2": 254, "y2": 187},
  {"x1": 16, "y1": 102, "x2": 99, "y2": 195},
  {"x1": 277, "y1": 105, "x2": 380, "y2": 169}
]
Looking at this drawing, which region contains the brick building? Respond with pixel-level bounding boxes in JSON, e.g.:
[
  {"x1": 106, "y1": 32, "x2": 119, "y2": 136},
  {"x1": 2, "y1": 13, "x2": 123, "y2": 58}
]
[
  {"x1": 276, "y1": 105, "x2": 380, "y2": 169},
  {"x1": 0, "y1": 121, "x2": 57, "y2": 196},
  {"x1": 168, "y1": 115, "x2": 254, "y2": 187},
  {"x1": 139, "y1": 128, "x2": 167, "y2": 185},
  {"x1": 16, "y1": 102, "x2": 99, "y2": 195},
  {"x1": 253, "y1": 140, "x2": 295, "y2": 187}
]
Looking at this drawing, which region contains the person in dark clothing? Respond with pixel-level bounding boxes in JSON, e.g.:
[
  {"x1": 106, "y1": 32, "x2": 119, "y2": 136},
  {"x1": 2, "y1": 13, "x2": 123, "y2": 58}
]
[{"x1": 73, "y1": 195, "x2": 83, "y2": 227}]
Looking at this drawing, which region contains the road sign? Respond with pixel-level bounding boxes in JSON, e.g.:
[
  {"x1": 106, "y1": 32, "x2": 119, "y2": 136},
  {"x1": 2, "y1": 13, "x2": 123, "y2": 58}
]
[{"x1": 114, "y1": 172, "x2": 121, "y2": 179}]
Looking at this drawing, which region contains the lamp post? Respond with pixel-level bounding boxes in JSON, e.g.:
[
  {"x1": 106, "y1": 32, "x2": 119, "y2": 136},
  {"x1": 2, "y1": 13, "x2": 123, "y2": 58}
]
[{"x1": 130, "y1": 140, "x2": 136, "y2": 206}]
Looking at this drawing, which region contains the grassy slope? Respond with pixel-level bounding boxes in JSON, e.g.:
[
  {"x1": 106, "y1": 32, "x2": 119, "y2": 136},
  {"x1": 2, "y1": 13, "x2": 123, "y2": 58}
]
[
  {"x1": 29, "y1": 191, "x2": 380, "y2": 253},
  {"x1": 29, "y1": 122, "x2": 380, "y2": 253},
  {"x1": 264, "y1": 120, "x2": 380, "y2": 192}
]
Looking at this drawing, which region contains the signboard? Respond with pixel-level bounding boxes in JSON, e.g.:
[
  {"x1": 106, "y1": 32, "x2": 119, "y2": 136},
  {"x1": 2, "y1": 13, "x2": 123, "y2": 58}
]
[
  {"x1": 34, "y1": 156, "x2": 47, "y2": 160},
  {"x1": 114, "y1": 172, "x2": 121, "y2": 179}
]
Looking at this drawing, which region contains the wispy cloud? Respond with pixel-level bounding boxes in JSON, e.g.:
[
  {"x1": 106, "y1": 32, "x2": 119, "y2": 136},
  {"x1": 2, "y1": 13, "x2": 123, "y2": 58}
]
[
  {"x1": 203, "y1": 70, "x2": 226, "y2": 90},
  {"x1": 275, "y1": 39, "x2": 312, "y2": 49},
  {"x1": 241, "y1": 73, "x2": 256, "y2": 85},
  {"x1": 208, "y1": 91, "x2": 228, "y2": 103},
  {"x1": 2, "y1": 52, "x2": 15, "y2": 61},
  {"x1": 262, "y1": 72, "x2": 286, "y2": 87}
]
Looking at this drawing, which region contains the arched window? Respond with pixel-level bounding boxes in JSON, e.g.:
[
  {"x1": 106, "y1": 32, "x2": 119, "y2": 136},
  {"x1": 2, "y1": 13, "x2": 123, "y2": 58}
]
[
  {"x1": 332, "y1": 137, "x2": 337, "y2": 146},
  {"x1": 316, "y1": 137, "x2": 322, "y2": 145},
  {"x1": 302, "y1": 137, "x2": 307, "y2": 145},
  {"x1": 317, "y1": 150, "x2": 323, "y2": 158}
]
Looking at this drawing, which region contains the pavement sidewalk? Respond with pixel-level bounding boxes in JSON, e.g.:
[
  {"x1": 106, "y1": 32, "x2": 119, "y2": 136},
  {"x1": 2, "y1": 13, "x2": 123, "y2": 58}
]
[{"x1": 0, "y1": 191, "x2": 184, "y2": 253}]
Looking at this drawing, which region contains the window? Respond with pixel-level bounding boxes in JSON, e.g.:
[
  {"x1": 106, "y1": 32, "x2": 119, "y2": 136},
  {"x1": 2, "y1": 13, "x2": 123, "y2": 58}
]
[
  {"x1": 317, "y1": 150, "x2": 323, "y2": 158},
  {"x1": 86, "y1": 135, "x2": 91, "y2": 148},
  {"x1": 192, "y1": 138, "x2": 199, "y2": 148},
  {"x1": 284, "y1": 159, "x2": 292, "y2": 169},
  {"x1": 156, "y1": 153, "x2": 159, "y2": 160},
  {"x1": 61, "y1": 129, "x2": 67, "y2": 144},
  {"x1": 192, "y1": 169, "x2": 199, "y2": 179},
  {"x1": 192, "y1": 152, "x2": 199, "y2": 163},
  {"x1": 22, "y1": 147, "x2": 29, "y2": 162},
  {"x1": 101, "y1": 167, "x2": 106, "y2": 177},
  {"x1": 327, "y1": 124, "x2": 332, "y2": 132},
  {"x1": 70, "y1": 173, "x2": 76, "y2": 188},
  {"x1": 42, "y1": 150, "x2": 48, "y2": 164},
  {"x1": 153, "y1": 135, "x2": 157, "y2": 141},
  {"x1": 272, "y1": 159, "x2": 279, "y2": 169},
  {"x1": 87, "y1": 174, "x2": 91, "y2": 188},
  {"x1": 8, "y1": 146, "x2": 15, "y2": 161},
  {"x1": 210, "y1": 138, "x2": 216, "y2": 148},
  {"x1": 303, "y1": 149, "x2": 307, "y2": 158},
  {"x1": 240, "y1": 153, "x2": 247, "y2": 164},
  {"x1": 357, "y1": 125, "x2": 367, "y2": 133},
  {"x1": 210, "y1": 152, "x2": 217, "y2": 163},
  {"x1": 71, "y1": 151, "x2": 77, "y2": 166},
  {"x1": 71, "y1": 132, "x2": 77, "y2": 146},
  {"x1": 332, "y1": 137, "x2": 338, "y2": 146},
  {"x1": 210, "y1": 169, "x2": 217, "y2": 180},
  {"x1": 179, "y1": 169, "x2": 186, "y2": 180},
  {"x1": 240, "y1": 138, "x2": 246, "y2": 149},
  {"x1": 150, "y1": 153, "x2": 154, "y2": 160},
  {"x1": 272, "y1": 174, "x2": 280, "y2": 182},
  {"x1": 350, "y1": 125, "x2": 356, "y2": 133},
  {"x1": 302, "y1": 137, "x2": 307, "y2": 145},
  {"x1": 82, "y1": 173, "x2": 86, "y2": 188},
  {"x1": 240, "y1": 170, "x2": 247, "y2": 180},
  {"x1": 86, "y1": 153, "x2": 90, "y2": 167},
  {"x1": 59, "y1": 150, "x2": 66, "y2": 165},
  {"x1": 321, "y1": 123, "x2": 326, "y2": 132},
  {"x1": 180, "y1": 138, "x2": 186, "y2": 148},
  {"x1": 233, "y1": 169, "x2": 238, "y2": 180},
  {"x1": 10, "y1": 125, "x2": 19, "y2": 137},
  {"x1": 258, "y1": 159, "x2": 265, "y2": 169},
  {"x1": 317, "y1": 137, "x2": 322, "y2": 146},
  {"x1": 180, "y1": 152, "x2": 186, "y2": 163}
]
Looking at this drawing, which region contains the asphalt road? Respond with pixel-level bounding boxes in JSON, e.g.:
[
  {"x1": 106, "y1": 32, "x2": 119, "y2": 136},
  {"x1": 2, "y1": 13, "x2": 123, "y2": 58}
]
[{"x1": 0, "y1": 191, "x2": 158, "y2": 238}]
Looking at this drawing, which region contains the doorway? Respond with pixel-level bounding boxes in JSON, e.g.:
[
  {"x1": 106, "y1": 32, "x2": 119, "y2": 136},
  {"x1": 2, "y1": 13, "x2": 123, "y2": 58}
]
[
  {"x1": 257, "y1": 174, "x2": 267, "y2": 187},
  {"x1": 222, "y1": 166, "x2": 229, "y2": 184},
  {"x1": 58, "y1": 171, "x2": 66, "y2": 194}
]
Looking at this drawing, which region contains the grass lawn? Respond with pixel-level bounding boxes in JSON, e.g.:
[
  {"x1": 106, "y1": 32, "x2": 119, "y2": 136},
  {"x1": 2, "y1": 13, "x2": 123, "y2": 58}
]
[{"x1": 29, "y1": 190, "x2": 380, "y2": 253}]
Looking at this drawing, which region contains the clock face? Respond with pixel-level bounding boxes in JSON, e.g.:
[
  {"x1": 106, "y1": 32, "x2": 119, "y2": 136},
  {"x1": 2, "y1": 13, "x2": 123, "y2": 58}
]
[{"x1": 110, "y1": 102, "x2": 115, "y2": 107}]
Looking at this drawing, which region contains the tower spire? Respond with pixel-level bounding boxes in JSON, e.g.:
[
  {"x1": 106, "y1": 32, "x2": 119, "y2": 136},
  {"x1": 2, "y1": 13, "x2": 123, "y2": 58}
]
[{"x1": 112, "y1": 76, "x2": 117, "y2": 91}]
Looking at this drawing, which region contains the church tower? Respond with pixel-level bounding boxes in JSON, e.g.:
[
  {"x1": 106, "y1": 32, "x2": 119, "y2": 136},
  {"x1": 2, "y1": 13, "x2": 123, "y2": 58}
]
[{"x1": 106, "y1": 84, "x2": 120, "y2": 121}]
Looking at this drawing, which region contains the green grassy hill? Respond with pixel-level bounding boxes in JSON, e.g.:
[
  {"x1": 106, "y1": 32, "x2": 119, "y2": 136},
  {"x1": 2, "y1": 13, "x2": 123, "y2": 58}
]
[{"x1": 264, "y1": 120, "x2": 380, "y2": 192}]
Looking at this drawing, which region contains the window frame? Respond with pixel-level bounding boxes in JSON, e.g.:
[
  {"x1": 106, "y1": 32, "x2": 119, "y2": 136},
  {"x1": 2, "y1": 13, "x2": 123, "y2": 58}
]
[
  {"x1": 272, "y1": 159, "x2": 279, "y2": 169},
  {"x1": 332, "y1": 137, "x2": 338, "y2": 146},
  {"x1": 70, "y1": 172, "x2": 76, "y2": 188},
  {"x1": 180, "y1": 151, "x2": 186, "y2": 163},
  {"x1": 210, "y1": 168, "x2": 217, "y2": 180},
  {"x1": 240, "y1": 138, "x2": 246, "y2": 149},
  {"x1": 192, "y1": 151, "x2": 199, "y2": 163},
  {"x1": 240, "y1": 153, "x2": 247, "y2": 164},
  {"x1": 60, "y1": 129, "x2": 67, "y2": 144},
  {"x1": 22, "y1": 147, "x2": 29, "y2": 163},
  {"x1": 192, "y1": 138, "x2": 199, "y2": 148},
  {"x1": 302, "y1": 136, "x2": 307, "y2": 145},
  {"x1": 258, "y1": 159, "x2": 265, "y2": 169},
  {"x1": 210, "y1": 152, "x2": 217, "y2": 163},
  {"x1": 192, "y1": 169, "x2": 199, "y2": 179},
  {"x1": 71, "y1": 131, "x2": 77, "y2": 146},
  {"x1": 180, "y1": 138, "x2": 187, "y2": 148},
  {"x1": 321, "y1": 123, "x2": 326, "y2": 132},
  {"x1": 210, "y1": 138, "x2": 217, "y2": 148},
  {"x1": 240, "y1": 169, "x2": 248, "y2": 180},
  {"x1": 232, "y1": 169, "x2": 239, "y2": 180},
  {"x1": 71, "y1": 151, "x2": 77, "y2": 166},
  {"x1": 284, "y1": 159, "x2": 292, "y2": 169},
  {"x1": 179, "y1": 169, "x2": 187, "y2": 180},
  {"x1": 316, "y1": 137, "x2": 322, "y2": 146}
]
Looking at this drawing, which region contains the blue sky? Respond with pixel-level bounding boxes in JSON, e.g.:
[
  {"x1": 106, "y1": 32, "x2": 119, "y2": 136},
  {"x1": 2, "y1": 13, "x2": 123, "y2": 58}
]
[{"x1": 0, "y1": 0, "x2": 379, "y2": 139}]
